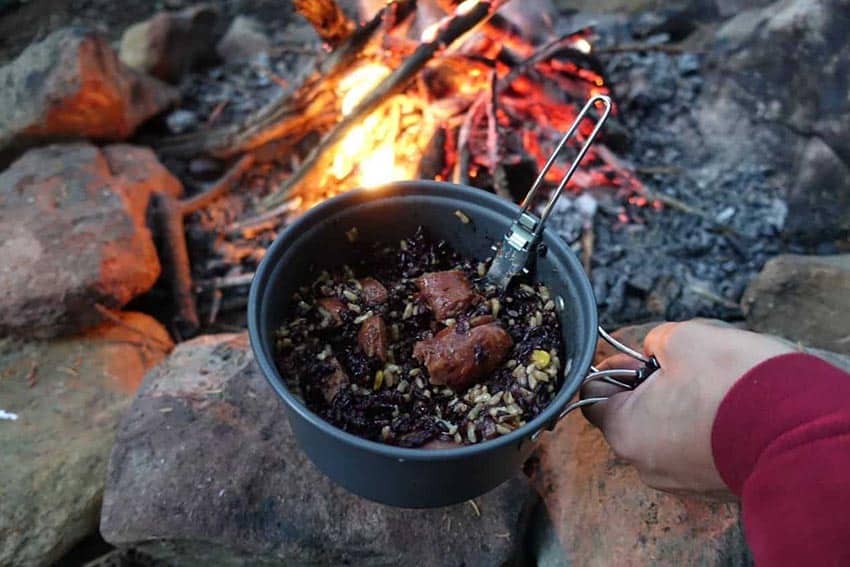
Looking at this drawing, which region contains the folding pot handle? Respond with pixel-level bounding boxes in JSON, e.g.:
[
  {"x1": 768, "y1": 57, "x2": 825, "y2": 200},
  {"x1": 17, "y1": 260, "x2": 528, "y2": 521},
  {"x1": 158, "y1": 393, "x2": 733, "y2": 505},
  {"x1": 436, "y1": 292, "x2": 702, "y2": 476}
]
[{"x1": 560, "y1": 327, "x2": 660, "y2": 419}]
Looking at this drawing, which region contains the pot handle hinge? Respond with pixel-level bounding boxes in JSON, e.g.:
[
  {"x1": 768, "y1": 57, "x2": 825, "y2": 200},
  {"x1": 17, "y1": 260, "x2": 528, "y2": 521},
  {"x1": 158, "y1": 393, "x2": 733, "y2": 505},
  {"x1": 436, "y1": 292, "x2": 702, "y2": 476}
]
[{"x1": 531, "y1": 327, "x2": 659, "y2": 441}]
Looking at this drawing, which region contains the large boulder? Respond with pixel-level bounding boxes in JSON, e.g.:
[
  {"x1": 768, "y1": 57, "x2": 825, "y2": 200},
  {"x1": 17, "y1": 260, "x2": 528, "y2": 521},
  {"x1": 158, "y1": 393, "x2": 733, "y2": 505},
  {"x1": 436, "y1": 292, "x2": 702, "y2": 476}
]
[
  {"x1": 714, "y1": 0, "x2": 850, "y2": 241},
  {"x1": 119, "y1": 4, "x2": 219, "y2": 83},
  {"x1": 0, "y1": 312, "x2": 173, "y2": 567},
  {"x1": 101, "y1": 333, "x2": 535, "y2": 566},
  {"x1": 742, "y1": 254, "x2": 850, "y2": 355},
  {"x1": 0, "y1": 143, "x2": 182, "y2": 338},
  {"x1": 0, "y1": 28, "x2": 178, "y2": 156}
]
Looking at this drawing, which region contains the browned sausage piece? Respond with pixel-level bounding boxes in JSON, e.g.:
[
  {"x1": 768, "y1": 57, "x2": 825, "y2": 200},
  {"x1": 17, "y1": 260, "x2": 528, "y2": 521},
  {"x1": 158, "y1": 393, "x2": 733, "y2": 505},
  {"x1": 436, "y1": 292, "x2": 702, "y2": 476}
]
[
  {"x1": 413, "y1": 322, "x2": 513, "y2": 391},
  {"x1": 415, "y1": 270, "x2": 480, "y2": 321},
  {"x1": 320, "y1": 357, "x2": 349, "y2": 403},
  {"x1": 317, "y1": 297, "x2": 346, "y2": 326},
  {"x1": 357, "y1": 314, "x2": 388, "y2": 361},
  {"x1": 359, "y1": 277, "x2": 389, "y2": 305}
]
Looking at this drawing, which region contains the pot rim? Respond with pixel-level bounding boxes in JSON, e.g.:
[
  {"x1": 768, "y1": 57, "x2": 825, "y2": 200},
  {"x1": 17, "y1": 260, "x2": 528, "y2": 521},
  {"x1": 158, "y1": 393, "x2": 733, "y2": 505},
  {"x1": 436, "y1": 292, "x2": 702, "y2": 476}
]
[{"x1": 248, "y1": 180, "x2": 598, "y2": 461}]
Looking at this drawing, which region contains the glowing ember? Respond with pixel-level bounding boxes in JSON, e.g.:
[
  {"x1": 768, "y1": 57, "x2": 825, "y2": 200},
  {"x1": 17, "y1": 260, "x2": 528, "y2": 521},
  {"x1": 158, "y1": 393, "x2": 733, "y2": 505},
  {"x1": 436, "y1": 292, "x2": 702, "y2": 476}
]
[{"x1": 572, "y1": 37, "x2": 592, "y2": 54}]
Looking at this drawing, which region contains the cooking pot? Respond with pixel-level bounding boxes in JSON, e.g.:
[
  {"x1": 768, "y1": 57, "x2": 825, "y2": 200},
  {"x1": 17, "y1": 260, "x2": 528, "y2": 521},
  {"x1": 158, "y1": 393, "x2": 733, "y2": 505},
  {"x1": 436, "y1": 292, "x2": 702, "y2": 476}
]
[{"x1": 248, "y1": 178, "x2": 657, "y2": 507}]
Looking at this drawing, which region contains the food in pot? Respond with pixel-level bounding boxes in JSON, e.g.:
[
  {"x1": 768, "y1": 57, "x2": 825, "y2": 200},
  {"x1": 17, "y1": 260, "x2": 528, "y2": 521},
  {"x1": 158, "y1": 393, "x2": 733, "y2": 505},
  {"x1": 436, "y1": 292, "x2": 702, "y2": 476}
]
[{"x1": 275, "y1": 227, "x2": 564, "y2": 448}]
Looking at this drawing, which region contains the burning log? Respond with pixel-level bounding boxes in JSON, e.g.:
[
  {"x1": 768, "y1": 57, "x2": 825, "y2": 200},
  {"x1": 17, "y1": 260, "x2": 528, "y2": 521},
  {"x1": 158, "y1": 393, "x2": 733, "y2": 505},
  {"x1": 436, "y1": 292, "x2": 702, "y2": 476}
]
[
  {"x1": 263, "y1": 0, "x2": 512, "y2": 209},
  {"x1": 293, "y1": 0, "x2": 355, "y2": 48}
]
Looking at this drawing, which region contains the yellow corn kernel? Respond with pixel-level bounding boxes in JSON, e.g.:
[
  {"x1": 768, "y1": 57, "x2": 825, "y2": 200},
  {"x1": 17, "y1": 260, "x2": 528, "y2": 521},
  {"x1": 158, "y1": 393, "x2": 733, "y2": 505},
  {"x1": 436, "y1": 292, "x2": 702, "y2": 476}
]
[
  {"x1": 531, "y1": 349, "x2": 551, "y2": 369},
  {"x1": 373, "y1": 370, "x2": 384, "y2": 390}
]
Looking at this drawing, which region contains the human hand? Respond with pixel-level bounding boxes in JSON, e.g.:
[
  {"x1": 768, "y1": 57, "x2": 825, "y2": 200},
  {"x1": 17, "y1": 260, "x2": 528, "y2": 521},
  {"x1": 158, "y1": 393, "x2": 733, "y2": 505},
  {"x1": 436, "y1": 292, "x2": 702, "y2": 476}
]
[{"x1": 582, "y1": 320, "x2": 794, "y2": 497}]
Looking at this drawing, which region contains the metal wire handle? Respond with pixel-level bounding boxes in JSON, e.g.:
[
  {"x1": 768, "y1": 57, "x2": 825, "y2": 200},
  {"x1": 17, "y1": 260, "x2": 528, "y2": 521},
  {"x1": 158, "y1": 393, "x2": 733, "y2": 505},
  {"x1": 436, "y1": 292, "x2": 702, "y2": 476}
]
[
  {"x1": 559, "y1": 327, "x2": 660, "y2": 419},
  {"x1": 484, "y1": 95, "x2": 613, "y2": 290},
  {"x1": 520, "y1": 94, "x2": 613, "y2": 236}
]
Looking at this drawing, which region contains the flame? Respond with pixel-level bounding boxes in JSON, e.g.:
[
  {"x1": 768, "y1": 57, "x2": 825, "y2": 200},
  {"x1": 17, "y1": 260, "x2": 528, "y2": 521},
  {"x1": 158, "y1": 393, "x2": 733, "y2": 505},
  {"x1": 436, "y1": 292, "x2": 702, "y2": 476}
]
[{"x1": 331, "y1": 62, "x2": 436, "y2": 189}]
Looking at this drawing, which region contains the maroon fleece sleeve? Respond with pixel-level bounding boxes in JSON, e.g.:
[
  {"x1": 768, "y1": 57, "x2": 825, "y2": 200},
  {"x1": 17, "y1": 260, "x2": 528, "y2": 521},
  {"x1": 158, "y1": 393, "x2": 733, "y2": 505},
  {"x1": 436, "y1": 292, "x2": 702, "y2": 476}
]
[{"x1": 711, "y1": 353, "x2": 850, "y2": 566}]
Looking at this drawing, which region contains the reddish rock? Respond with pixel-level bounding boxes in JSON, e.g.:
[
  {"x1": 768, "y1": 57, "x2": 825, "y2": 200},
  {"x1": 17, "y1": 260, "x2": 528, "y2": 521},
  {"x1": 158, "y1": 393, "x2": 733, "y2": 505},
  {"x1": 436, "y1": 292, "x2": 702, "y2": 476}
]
[
  {"x1": 119, "y1": 5, "x2": 219, "y2": 83},
  {"x1": 415, "y1": 270, "x2": 480, "y2": 321},
  {"x1": 413, "y1": 322, "x2": 513, "y2": 390},
  {"x1": 357, "y1": 314, "x2": 388, "y2": 361},
  {"x1": 0, "y1": 28, "x2": 178, "y2": 154},
  {"x1": 0, "y1": 143, "x2": 182, "y2": 338},
  {"x1": 530, "y1": 418, "x2": 747, "y2": 565}
]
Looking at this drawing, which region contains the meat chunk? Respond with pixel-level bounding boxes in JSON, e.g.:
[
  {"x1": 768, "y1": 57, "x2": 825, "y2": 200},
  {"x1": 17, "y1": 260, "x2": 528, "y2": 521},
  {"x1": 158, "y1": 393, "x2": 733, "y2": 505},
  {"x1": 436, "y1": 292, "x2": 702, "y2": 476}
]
[
  {"x1": 413, "y1": 322, "x2": 513, "y2": 391},
  {"x1": 316, "y1": 297, "x2": 346, "y2": 326},
  {"x1": 415, "y1": 270, "x2": 480, "y2": 321},
  {"x1": 320, "y1": 357, "x2": 349, "y2": 403},
  {"x1": 357, "y1": 314, "x2": 388, "y2": 361},
  {"x1": 359, "y1": 277, "x2": 389, "y2": 305}
]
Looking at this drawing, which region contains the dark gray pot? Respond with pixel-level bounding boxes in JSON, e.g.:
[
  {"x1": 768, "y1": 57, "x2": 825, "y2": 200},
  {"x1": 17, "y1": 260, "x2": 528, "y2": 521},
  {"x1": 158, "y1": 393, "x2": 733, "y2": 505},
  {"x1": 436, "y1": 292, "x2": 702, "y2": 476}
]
[{"x1": 248, "y1": 181, "x2": 598, "y2": 508}]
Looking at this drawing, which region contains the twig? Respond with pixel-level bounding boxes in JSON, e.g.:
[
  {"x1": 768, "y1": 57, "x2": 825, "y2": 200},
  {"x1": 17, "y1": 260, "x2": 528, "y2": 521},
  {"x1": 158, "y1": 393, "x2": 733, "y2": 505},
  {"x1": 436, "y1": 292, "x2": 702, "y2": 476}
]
[
  {"x1": 593, "y1": 43, "x2": 693, "y2": 55},
  {"x1": 226, "y1": 196, "x2": 303, "y2": 236},
  {"x1": 93, "y1": 304, "x2": 174, "y2": 352},
  {"x1": 181, "y1": 154, "x2": 255, "y2": 215},
  {"x1": 152, "y1": 192, "x2": 200, "y2": 337},
  {"x1": 581, "y1": 222, "x2": 595, "y2": 275},
  {"x1": 208, "y1": 289, "x2": 223, "y2": 325},
  {"x1": 485, "y1": 69, "x2": 510, "y2": 199},
  {"x1": 454, "y1": 94, "x2": 486, "y2": 185},
  {"x1": 467, "y1": 499, "x2": 481, "y2": 517},
  {"x1": 196, "y1": 272, "x2": 255, "y2": 291},
  {"x1": 263, "y1": 0, "x2": 511, "y2": 209},
  {"x1": 26, "y1": 361, "x2": 38, "y2": 388},
  {"x1": 205, "y1": 99, "x2": 229, "y2": 126},
  {"x1": 634, "y1": 165, "x2": 684, "y2": 175},
  {"x1": 688, "y1": 282, "x2": 742, "y2": 312}
]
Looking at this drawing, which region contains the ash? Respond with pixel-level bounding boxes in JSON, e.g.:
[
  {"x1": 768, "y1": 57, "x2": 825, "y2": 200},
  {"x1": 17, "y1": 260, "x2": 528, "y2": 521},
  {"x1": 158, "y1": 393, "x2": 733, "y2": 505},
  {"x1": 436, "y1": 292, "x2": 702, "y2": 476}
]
[{"x1": 546, "y1": 15, "x2": 786, "y2": 326}]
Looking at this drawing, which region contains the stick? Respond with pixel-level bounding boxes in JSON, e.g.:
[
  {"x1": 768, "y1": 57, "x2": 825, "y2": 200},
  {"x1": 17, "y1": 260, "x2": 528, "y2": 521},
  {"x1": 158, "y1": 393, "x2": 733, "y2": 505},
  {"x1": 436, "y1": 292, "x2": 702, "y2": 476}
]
[
  {"x1": 453, "y1": 94, "x2": 485, "y2": 185},
  {"x1": 152, "y1": 193, "x2": 200, "y2": 337},
  {"x1": 195, "y1": 272, "x2": 255, "y2": 291},
  {"x1": 485, "y1": 69, "x2": 511, "y2": 199},
  {"x1": 294, "y1": 0, "x2": 355, "y2": 48},
  {"x1": 263, "y1": 0, "x2": 511, "y2": 209},
  {"x1": 226, "y1": 196, "x2": 303, "y2": 236},
  {"x1": 180, "y1": 155, "x2": 255, "y2": 215},
  {"x1": 593, "y1": 43, "x2": 693, "y2": 55}
]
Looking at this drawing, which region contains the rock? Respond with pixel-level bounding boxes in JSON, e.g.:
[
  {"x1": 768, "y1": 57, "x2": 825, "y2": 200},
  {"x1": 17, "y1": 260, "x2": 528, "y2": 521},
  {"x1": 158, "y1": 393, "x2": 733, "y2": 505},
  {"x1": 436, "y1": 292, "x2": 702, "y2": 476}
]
[
  {"x1": 783, "y1": 136, "x2": 850, "y2": 242},
  {"x1": 0, "y1": 313, "x2": 173, "y2": 567},
  {"x1": 101, "y1": 333, "x2": 534, "y2": 566},
  {"x1": 0, "y1": 143, "x2": 182, "y2": 338},
  {"x1": 119, "y1": 4, "x2": 219, "y2": 83},
  {"x1": 216, "y1": 16, "x2": 271, "y2": 64},
  {"x1": 715, "y1": 0, "x2": 850, "y2": 239},
  {"x1": 529, "y1": 416, "x2": 750, "y2": 565},
  {"x1": 742, "y1": 254, "x2": 850, "y2": 355},
  {"x1": 0, "y1": 28, "x2": 178, "y2": 156}
]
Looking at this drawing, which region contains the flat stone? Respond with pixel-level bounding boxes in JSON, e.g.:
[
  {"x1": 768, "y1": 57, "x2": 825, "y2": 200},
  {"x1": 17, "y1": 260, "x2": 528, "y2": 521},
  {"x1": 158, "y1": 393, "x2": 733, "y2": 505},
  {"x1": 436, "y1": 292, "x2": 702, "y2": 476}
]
[
  {"x1": 742, "y1": 254, "x2": 850, "y2": 355},
  {"x1": 0, "y1": 143, "x2": 182, "y2": 338},
  {"x1": 216, "y1": 16, "x2": 271, "y2": 64},
  {"x1": 0, "y1": 313, "x2": 173, "y2": 567},
  {"x1": 0, "y1": 28, "x2": 178, "y2": 156},
  {"x1": 101, "y1": 333, "x2": 534, "y2": 566},
  {"x1": 119, "y1": 4, "x2": 219, "y2": 83}
]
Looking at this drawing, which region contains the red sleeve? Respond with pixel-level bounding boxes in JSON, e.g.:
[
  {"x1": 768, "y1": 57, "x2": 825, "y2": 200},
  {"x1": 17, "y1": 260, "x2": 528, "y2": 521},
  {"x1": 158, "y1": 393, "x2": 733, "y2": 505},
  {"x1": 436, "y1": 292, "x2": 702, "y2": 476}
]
[{"x1": 711, "y1": 353, "x2": 850, "y2": 566}]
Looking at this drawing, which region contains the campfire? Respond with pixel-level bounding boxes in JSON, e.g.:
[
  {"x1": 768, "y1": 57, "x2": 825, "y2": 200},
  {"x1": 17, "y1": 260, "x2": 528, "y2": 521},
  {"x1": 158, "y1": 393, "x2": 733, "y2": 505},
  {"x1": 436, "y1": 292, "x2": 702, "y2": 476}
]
[{"x1": 157, "y1": 0, "x2": 647, "y2": 335}]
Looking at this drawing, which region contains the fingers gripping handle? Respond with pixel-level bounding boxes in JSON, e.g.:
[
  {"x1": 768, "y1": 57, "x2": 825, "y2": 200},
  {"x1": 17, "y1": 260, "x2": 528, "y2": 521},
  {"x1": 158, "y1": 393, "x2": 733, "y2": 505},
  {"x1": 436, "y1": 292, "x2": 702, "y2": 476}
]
[{"x1": 560, "y1": 327, "x2": 660, "y2": 419}]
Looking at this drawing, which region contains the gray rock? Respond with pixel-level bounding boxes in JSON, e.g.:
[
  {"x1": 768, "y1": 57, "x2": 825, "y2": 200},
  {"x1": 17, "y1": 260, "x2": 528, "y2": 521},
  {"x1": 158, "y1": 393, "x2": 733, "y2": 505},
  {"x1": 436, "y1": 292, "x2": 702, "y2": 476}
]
[
  {"x1": 742, "y1": 254, "x2": 850, "y2": 355},
  {"x1": 0, "y1": 28, "x2": 178, "y2": 156},
  {"x1": 0, "y1": 143, "x2": 182, "y2": 338},
  {"x1": 119, "y1": 4, "x2": 219, "y2": 83},
  {"x1": 217, "y1": 16, "x2": 271, "y2": 64},
  {"x1": 784, "y1": 136, "x2": 850, "y2": 242},
  {"x1": 101, "y1": 333, "x2": 534, "y2": 566},
  {"x1": 0, "y1": 313, "x2": 173, "y2": 567}
]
